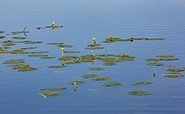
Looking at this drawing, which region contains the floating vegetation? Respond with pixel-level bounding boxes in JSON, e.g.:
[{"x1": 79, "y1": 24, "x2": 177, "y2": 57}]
[
  {"x1": 40, "y1": 56, "x2": 56, "y2": 59},
  {"x1": 88, "y1": 67, "x2": 105, "y2": 71},
  {"x1": 28, "y1": 53, "x2": 48, "y2": 57},
  {"x1": 146, "y1": 54, "x2": 179, "y2": 66},
  {"x1": 91, "y1": 77, "x2": 110, "y2": 81},
  {"x1": 103, "y1": 82, "x2": 122, "y2": 87},
  {"x1": 11, "y1": 27, "x2": 29, "y2": 36},
  {"x1": 128, "y1": 90, "x2": 152, "y2": 96},
  {"x1": 87, "y1": 44, "x2": 102, "y2": 47},
  {"x1": 47, "y1": 42, "x2": 73, "y2": 48},
  {"x1": 103, "y1": 60, "x2": 117, "y2": 66},
  {"x1": 39, "y1": 92, "x2": 61, "y2": 97},
  {"x1": 47, "y1": 65, "x2": 65, "y2": 68},
  {"x1": 81, "y1": 74, "x2": 98, "y2": 78},
  {"x1": 3, "y1": 59, "x2": 25, "y2": 64},
  {"x1": 0, "y1": 36, "x2": 5, "y2": 39},
  {"x1": 41, "y1": 87, "x2": 66, "y2": 91},
  {"x1": 47, "y1": 42, "x2": 64, "y2": 45},
  {"x1": 69, "y1": 80, "x2": 86, "y2": 85},
  {"x1": 147, "y1": 62, "x2": 165, "y2": 66},
  {"x1": 132, "y1": 82, "x2": 152, "y2": 85},
  {"x1": 63, "y1": 50, "x2": 80, "y2": 54},
  {"x1": 58, "y1": 56, "x2": 79, "y2": 61},
  {"x1": 17, "y1": 40, "x2": 43, "y2": 44},
  {"x1": 3, "y1": 59, "x2": 37, "y2": 72},
  {"x1": 11, "y1": 48, "x2": 27, "y2": 54},
  {"x1": 164, "y1": 74, "x2": 184, "y2": 78},
  {"x1": 12, "y1": 63, "x2": 38, "y2": 72},
  {"x1": 0, "y1": 31, "x2": 5, "y2": 34},
  {"x1": 12, "y1": 36, "x2": 26, "y2": 39},
  {"x1": 102, "y1": 37, "x2": 124, "y2": 43},
  {"x1": 45, "y1": 26, "x2": 63, "y2": 29},
  {"x1": 85, "y1": 47, "x2": 104, "y2": 49},
  {"x1": 21, "y1": 47, "x2": 38, "y2": 50}
]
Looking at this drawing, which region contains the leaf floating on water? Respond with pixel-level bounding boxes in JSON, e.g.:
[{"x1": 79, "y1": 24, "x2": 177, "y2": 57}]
[
  {"x1": 0, "y1": 36, "x2": 5, "y2": 39},
  {"x1": 131, "y1": 82, "x2": 152, "y2": 85},
  {"x1": 85, "y1": 47, "x2": 104, "y2": 49},
  {"x1": 41, "y1": 87, "x2": 66, "y2": 91},
  {"x1": 147, "y1": 62, "x2": 165, "y2": 66},
  {"x1": 103, "y1": 82, "x2": 122, "y2": 87},
  {"x1": 87, "y1": 44, "x2": 102, "y2": 47},
  {"x1": 88, "y1": 67, "x2": 105, "y2": 71},
  {"x1": 81, "y1": 74, "x2": 98, "y2": 78},
  {"x1": 91, "y1": 77, "x2": 110, "y2": 81},
  {"x1": 128, "y1": 90, "x2": 152, "y2": 96},
  {"x1": 40, "y1": 56, "x2": 56, "y2": 59},
  {"x1": 12, "y1": 36, "x2": 26, "y2": 40},
  {"x1": 47, "y1": 65, "x2": 66, "y2": 68},
  {"x1": 63, "y1": 50, "x2": 80, "y2": 54},
  {"x1": 45, "y1": 26, "x2": 63, "y2": 28},
  {"x1": 163, "y1": 73, "x2": 184, "y2": 78},
  {"x1": 3, "y1": 59, "x2": 25, "y2": 64},
  {"x1": 39, "y1": 92, "x2": 61, "y2": 97},
  {"x1": 69, "y1": 80, "x2": 86, "y2": 85},
  {"x1": 0, "y1": 31, "x2": 6, "y2": 34}
]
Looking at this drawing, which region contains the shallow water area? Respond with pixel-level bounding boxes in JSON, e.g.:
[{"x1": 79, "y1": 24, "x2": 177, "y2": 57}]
[{"x1": 1, "y1": 0, "x2": 185, "y2": 114}]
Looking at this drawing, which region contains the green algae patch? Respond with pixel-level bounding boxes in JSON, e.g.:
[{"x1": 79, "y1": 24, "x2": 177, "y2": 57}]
[
  {"x1": 103, "y1": 82, "x2": 122, "y2": 87},
  {"x1": 41, "y1": 87, "x2": 66, "y2": 91},
  {"x1": 81, "y1": 74, "x2": 97, "y2": 78},
  {"x1": 163, "y1": 73, "x2": 184, "y2": 78},
  {"x1": 91, "y1": 77, "x2": 110, "y2": 81},
  {"x1": 11, "y1": 48, "x2": 27, "y2": 54},
  {"x1": 88, "y1": 67, "x2": 105, "y2": 71},
  {"x1": 128, "y1": 90, "x2": 152, "y2": 96},
  {"x1": 87, "y1": 44, "x2": 102, "y2": 47},
  {"x1": 58, "y1": 56, "x2": 79, "y2": 61},
  {"x1": 17, "y1": 40, "x2": 43, "y2": 44},
  {"x1": 103, "y1": 60, "x2": 117, "y2": 66},
  {"x1": 40, "y1": 92, "x2": 61, "y2": 97},
  {"x1": 69, "y1": 80, "x2": 86, "y2": 85},
  {"x1": 132, "y1": 82, "x2": 152, "y2": 85}
]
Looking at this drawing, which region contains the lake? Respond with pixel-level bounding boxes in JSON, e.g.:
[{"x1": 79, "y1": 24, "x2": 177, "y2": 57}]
[{"x1": 0, "y1": 0, "x2": 185, "y2": 114}]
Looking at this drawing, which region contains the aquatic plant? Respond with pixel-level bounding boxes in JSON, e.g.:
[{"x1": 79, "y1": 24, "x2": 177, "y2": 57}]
[
  {"x1": 0, "y1": 36, "x2": 5, "y2": 39},
  {"x1": 103, "y1": 82, "x2": 122, "y2": 87},
  {"x1": 0, "y1": 31, "x2": 5, "y2": 34},
  {"x1": 69, "y1": 80, "x2": 86, "y2": 85},
  {"x1": 47, "y1": 65, "x2": 66, "y2": 68},
  {"x1": 39, "y1": 92, "x2": 61, "y2": 97},
  {"x1": 11, "y1": 27, "x2": 29, "y2": 36},
  {"x1": 81, "y1": 74, "x2": 98, "y2": 78},
  {"x1": 61, "y1": 48, "x2": 64, "y2": 57},
  {"x1": 3, "y1": 59, "x2": 25, "y2": 64},
  {"x1": 128, "y1": 90, "x2": 152, "y2": 96},
  {"x1": 147, "y1": 62, "x2": 165, "y2": 66},
  {"x1": 88, "y1": 67, "x2": 105, "y2": 71},
  {"x1": 12, "y1": 63, "x2": 38, "y2": 72},
  {"x1": 12, "y1": 36, "x2": 26, "y2": 39},
  {"x1": 103, "y1": 60, "x2": 117, "y2": 66},
  {"x1": 41, "y1": 87, "x2": 66, "y2": 91},
  {"x1": 92, "y1": 38, "x2": 96, "y2": 44},
  {"x1": 163, "y1": 73, "x2": 184, "y2": 78},
  {"x1": 131, "y1": 82, "x2": 152, "y2": 85},
  {"x1": 11, "y1": 48, "x2": 27, "y2": 54},
  {"x1": 102, "y1": 37, "x2": 124, "y2": 43},
  {"x1": 84, "y1": 47, "x2": 104, "y2": 49},
  {"x1": 91, "y1": 77, "x2": 110, "y2": 81},
  {"x1": 63, "y1": 50, "x2": 80, "y2": 54},
  {"x1": 40, "y1": 56, "x2": 56, "y2": 59}
]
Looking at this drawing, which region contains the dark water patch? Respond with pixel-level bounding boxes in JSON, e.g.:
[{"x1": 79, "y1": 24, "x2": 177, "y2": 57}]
[{"x1": 88, "y1": 67, "x2": 105, "y2": 71}]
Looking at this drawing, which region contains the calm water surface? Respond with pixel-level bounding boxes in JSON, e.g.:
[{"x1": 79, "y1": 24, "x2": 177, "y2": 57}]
[{"x1": 1, "y1": 0, "x2": 185, "y2": 114}]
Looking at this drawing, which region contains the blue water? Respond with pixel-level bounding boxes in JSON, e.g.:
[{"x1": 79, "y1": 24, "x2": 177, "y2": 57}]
[{"x1": 1, "y1": 0, "x2": 185, "y2": 114}]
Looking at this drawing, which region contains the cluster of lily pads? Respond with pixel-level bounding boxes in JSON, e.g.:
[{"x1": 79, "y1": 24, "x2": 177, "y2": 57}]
[{"x1": 1, "y1": 22, "x2": 184, "y2": 98}]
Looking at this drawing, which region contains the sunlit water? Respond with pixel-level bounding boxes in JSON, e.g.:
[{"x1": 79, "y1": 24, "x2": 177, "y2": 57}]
[{"x1": 1, "y1": 0, "x2": 185, "y2": 114}]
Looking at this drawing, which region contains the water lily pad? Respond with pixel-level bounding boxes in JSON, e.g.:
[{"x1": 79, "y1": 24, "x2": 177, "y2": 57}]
[
  {"x1": 12, "y1": 63, "x2": 38, "y2": 72},
  {"x1": 64, "y1": 51, "x2": 80, "y2": 54},
  {"x1": 132, "y1": 82, "x2": 152, "y2": 85},
  {"x1": 0, "y1": 31, "x2": 5, "y2": 34},
  {"x1": 81, "y1": 74, "x2": 97, "y2": 78},
  {"x1": 41, "y1": 87, "x2": 66, "y2": 91},
  {"x1": 0, "y1": 36, "x2": 5, "y2": 39},
  {"x1": 3, "y1": 59, "x2": 25, "y2": 64},
  {"x1": 47, "y1": 42, "x2": 64, "y2": 45},
  {"x1": 85, "y1": 47, "x2": 104, "y2": 49},
  {"x1": 40, "y1": 92, "x2": 61, "y2": 97},
  {"x1": 102, "y1": 37, "x2": 124, "y2": 43},
  {"x1": 47, "y1": 65, "x2": 65, "y2": 68},
  {"x1": 163, "y1": 74, "x2": 184, "y2": 78},
  {"x1": 12, "y1": 36, "x2": 26, "y2": 39},
  {"x1": 103, "y1": 82, "x2": 122, "y2": 87},
  {"x1": 87, "y1": 44, "x2": 102, "y2": 47},
  {"x1": 91, "y1": 77, "x2": 110, "y2": 81},
  {"x1": 88, "y1": 67, "x2": 105, "y2": 71},
  {"x1": 69, "y1": 80, "x2": 86, "y2": 85},
  {"x1": 128, "y1": 90, "x2": 152, "y2": 96},
  {"x1": 40, "y1": 56, "x2": 56, "y2": 59},
  {"x1": 103, "y1": 60, "x2": 117, "y2": 66},
  {"x1": 147, "y1": 62, "x2": 165, "y2": 66}
]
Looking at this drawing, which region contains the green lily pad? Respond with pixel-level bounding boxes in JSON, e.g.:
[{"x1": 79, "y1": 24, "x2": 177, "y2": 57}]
[
  {"x1": 103, "y1": 82, "x2": 122, "y2": 87},
  {"x1": 85, "y1": 47, "x2": 104, "y2": 49},
  {"x1": 47, "y1": 42, "x2": 64, "y2": 45},
  {"x1": 69, "y1": 80, "x2": 86, "y2": 85},
  {"x1": 132, "y1": 82, "x2": 152, "y2": 85},
  {"x1": 91, "y1": 77, "x2": 110, "y2": 81},
  {"x1": 12, "y1": 36, "x2": 26, "y2": 39},
  {"x1": 102, "y1": 37, "x2": 124, "y2": 43},
  {"x1": 45, "y1": 26, "x2": 63, "y2": 28},
  {"x1": 0, "y1": 31, "x2": 6, "y2": 34},
  {"x1": 3, "y1": 59, "x2": 25, "y2": 64},
  {"x1": 147, "y1": 62, "x2": 165, "y2": 66},
  {"x1": 0, "y1": 36, "x2": 5, "y2": 39},
  {"x1": 40, "y1": 92, "x2": 61, "y2": 97},
  {"x1": 41, "y1": 87, "x2": 66, "y2": 91},
  {"x1": 88, "y1": 67, "x2": 105, "y2": 71},
  {"x1": 64, "y1": 51, "x2": 80, "y2": 54},
  {"x1": 103, "y1": 60, "x2": 117, "y2": 66},
  {"x1": 12, "y1": 63, "x2": 38, "y2": 72},
  {"x1": 47, "y1": 65, "x2": 65, "y2": 68},
  {"x1": 40, "y1": 56, "x2": 56, "y2": 59},
  {"x1": 81, "y1": 74, "x2": 97, "y2": 78},
  {"x1": 128, "y1": 90, "x2": 152, "y2": 96},
  {"x1": 87, "y1": 44, "x2": 102, "y2": 47},
  {"x1": 163, "y1": 74, "x2": 184, "y2": 78}
]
